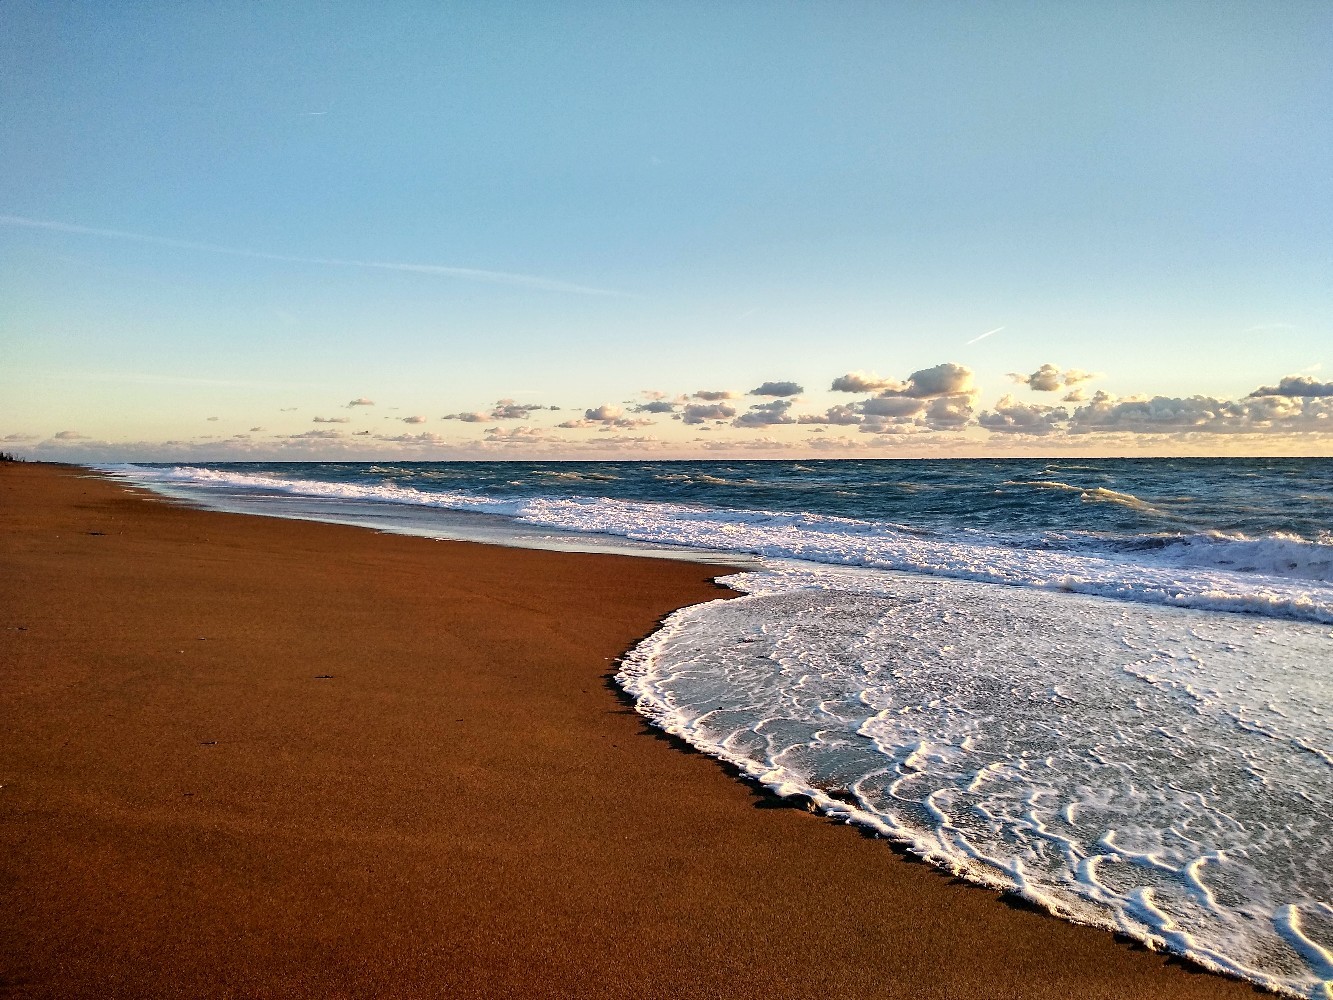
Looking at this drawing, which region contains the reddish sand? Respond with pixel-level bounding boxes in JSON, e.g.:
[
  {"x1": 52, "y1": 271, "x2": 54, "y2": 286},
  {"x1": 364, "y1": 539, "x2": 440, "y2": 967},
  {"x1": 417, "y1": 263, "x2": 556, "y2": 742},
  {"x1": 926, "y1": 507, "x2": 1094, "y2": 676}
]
[{"x1": 0, "y1": 463, "x2": 1257, "y2": 998}]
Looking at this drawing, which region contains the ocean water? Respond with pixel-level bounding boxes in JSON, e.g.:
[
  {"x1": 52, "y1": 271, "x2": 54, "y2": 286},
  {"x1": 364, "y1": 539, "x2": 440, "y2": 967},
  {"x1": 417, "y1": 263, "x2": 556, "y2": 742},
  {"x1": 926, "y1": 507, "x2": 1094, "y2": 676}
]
[{"x1": 102, "y1": 459, "x2": 1332, "y2": 997}]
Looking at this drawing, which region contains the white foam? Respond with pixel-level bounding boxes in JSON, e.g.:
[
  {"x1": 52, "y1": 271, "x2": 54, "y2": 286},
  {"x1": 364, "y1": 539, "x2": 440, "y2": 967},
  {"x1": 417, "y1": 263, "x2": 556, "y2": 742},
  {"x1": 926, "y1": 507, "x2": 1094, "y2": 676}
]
[
  {"x1": 620, "y1": 565, "x2": 1333, "y2": 998},
  {"x1": 100, "y1": 464, "x2": 1333, "y2": 624}
]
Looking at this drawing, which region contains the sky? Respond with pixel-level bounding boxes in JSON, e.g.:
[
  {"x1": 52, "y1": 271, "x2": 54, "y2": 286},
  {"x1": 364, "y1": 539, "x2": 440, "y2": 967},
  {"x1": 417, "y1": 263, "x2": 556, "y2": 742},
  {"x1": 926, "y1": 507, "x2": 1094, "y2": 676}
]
[{"x1": 3, "y1": 1, "x2": 1331, "y2": 460}]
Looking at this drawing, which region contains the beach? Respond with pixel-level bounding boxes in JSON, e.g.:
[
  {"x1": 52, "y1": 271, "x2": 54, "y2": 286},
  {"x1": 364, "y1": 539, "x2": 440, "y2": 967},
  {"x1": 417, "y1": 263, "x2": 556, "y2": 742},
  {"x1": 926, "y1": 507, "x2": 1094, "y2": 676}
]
[{"x1": 1, "y1": 463, "x2": 1260, "y2": 999}]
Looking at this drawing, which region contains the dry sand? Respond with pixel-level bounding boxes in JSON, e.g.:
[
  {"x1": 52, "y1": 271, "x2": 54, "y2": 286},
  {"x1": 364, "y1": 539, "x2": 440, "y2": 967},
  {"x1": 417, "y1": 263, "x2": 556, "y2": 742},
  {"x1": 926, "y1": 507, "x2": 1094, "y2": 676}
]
[{"x1": 0, "y1": 463, "x2": 1258, "y2": 999}]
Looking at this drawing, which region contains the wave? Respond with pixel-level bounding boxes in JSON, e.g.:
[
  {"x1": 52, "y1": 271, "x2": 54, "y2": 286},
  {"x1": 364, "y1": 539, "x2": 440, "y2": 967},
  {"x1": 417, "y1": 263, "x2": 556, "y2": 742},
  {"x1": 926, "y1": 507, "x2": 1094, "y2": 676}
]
[
  {"x1": 99, "y1": 464, "x2": 1333, "y2": 623},
  {"x1": 620, "y1": 567, "x2": 1333, "y2": 999}
]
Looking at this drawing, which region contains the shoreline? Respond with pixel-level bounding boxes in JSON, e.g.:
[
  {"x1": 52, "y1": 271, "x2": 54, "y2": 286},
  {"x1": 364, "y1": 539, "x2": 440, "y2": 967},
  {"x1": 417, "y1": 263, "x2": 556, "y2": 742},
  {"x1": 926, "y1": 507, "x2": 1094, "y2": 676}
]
[{"x1": 1, "y1": 463, "x2": 1258, "y2": 998}]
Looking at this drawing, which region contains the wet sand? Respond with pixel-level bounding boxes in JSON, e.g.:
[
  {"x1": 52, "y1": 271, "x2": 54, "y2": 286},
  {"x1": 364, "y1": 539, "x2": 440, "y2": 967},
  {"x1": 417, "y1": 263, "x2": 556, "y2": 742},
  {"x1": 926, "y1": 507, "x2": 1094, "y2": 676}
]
[{"x1": 0, "y1": 463, "x2": 1256, "y2": 999}]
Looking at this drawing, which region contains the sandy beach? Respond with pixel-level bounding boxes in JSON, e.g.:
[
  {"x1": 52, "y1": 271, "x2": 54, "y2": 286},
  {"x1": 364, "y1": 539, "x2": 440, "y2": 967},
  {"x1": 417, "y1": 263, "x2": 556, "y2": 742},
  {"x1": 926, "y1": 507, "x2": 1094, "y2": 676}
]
[{"x1": 0, "y1": 463, "x2": 1258, "y2": 999}]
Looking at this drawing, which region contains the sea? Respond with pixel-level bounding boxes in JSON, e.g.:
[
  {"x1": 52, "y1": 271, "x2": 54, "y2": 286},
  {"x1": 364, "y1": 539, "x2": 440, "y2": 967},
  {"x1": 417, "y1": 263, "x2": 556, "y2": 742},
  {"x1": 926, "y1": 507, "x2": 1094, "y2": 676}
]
[{"x1": 100, "y1": 458, "x2": 1333, "y2": 998}]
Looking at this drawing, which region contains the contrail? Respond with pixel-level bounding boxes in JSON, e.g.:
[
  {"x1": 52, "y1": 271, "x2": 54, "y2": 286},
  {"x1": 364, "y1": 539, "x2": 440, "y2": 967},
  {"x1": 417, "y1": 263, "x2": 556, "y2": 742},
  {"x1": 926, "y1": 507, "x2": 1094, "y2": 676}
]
[
  {"x1": 0, "y1": 214, "x2": 620, "y2": 296},
  {"x1": 965, "y1": 325, "x2": 1005, "y2": 345}
]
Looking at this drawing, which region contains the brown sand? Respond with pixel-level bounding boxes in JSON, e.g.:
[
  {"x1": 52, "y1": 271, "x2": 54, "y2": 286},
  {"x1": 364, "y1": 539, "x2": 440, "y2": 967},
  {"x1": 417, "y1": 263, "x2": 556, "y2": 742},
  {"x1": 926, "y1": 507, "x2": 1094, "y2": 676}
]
[{"x1": 0, "y1": 463, "x2": 1256, "y2": 999}]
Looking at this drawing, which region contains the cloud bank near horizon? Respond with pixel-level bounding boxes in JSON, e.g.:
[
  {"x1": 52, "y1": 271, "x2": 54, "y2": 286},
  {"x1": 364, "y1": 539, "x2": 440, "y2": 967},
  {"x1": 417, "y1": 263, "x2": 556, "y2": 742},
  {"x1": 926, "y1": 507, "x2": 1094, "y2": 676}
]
[{"x1": 12, "y1": 363, "x2": 1333, "y2": 461}]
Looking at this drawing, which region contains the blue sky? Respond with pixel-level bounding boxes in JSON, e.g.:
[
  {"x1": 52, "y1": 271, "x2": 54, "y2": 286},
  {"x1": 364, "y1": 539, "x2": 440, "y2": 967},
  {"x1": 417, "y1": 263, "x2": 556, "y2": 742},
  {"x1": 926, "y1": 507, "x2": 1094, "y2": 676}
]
[{"x1": 3, "y1": 1, "x2": 1330, "y2": 458}]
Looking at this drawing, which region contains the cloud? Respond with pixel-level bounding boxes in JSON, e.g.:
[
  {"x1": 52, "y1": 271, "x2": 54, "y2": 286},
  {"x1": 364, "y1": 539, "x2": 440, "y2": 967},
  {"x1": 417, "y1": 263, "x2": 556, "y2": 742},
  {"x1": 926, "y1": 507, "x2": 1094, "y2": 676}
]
[
  {"x1": 921, "y1": 395, "x2": 975, "y2": 430},
  {"x1": 830, "y1": 371, "x2": 897, "y2": 393},
  {"x1": 377, "y1": 431, "x2": 448, "y2": 445},
  {"x1": 749, "y1": 381, "x2": 804, "y2": 397},
  {"x1": 557, "y1": 403, "x2": 654, "y2": 429},
  {"x1": 693, "y1": 389, "x2": 741, "y2": 401},
  {"x1": 287, "y1": 429, "x2": 344, "y2": 439},
  {"x1": 206, "y1": 416, "x2": 219, "y2": 422},
  {"x1": 1249, "y1": 375, "x2": 1333, "y2": 398},
  {"x1": 3, "y1": 433, "x2": 38, "y2": 441},
  {"x1": 965, "y1": 325, "x2": 1005, "y2": 345},
  {"x1": 1069, "y1": 390, "x2": 1333, "y2": 434},
  {"x1": 1009, "y1": 364, "x2": 1098, "y2": 392},
  {"x1": 441, "y1": 399, "x2": 551, "y2": 422},
  {"x1": 347, "y1": 397, "x2": 375, "y2": 407},
  {"x1": 1062, "y1": 388, "x2": 1087, "y2": 403},
  {"x1": 0, "y1": 214, "x2": 620, "y2": 296},
  {"x1": 52, "y1": 430, "x2": 88, "y2": 440},
  {"x1": 681, "y1": 403, "x2": 737, "y2": 425},
  {"x1": 484, "y1": 425, "x2": 561, "y2": 443},
  {"x1": 401, "y1": 415, "x2": 427, "y2": 424},
  {"x1": 862, "y1": 396, "x2": 928, "y2": 418},
  {"x1": 249, "y1": 426, "x2": 265, "y2": 432},
  {"x1": 734, "y1": 399, "x2": 796, "y2": 427},
  {"x1": 490, "y1": 399, "x2": 551, "y2": 420},
  {"x1": 798, "y1": 404, "x2": 863, "y2": 425},
  {"x1": 312, "y1": 416, "x2": 351, "y2": 424},
  {"x1": 631, "y1": 399, "x2": 677, "y2": 414},
  {"x1": 879, "y1": 363, "x2": 976, "y2": 399},
  {"x1": 977, "y1": 395, "x2": 1070, "y2": 435}
]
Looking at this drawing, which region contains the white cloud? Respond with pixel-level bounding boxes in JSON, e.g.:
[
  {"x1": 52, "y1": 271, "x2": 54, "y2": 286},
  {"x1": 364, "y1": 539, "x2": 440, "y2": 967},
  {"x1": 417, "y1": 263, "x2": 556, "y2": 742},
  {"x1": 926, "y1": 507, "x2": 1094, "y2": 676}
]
[
  {"x1": 401, "y1": 415, "x2": 427, "y2": 424},
  {"x1": 53, "y1": 430, "x2": 88, "y2": 440},
  {"x1": 347, "y1": 397, "x2": 375, "y2": 407},
  {"x1": 313, "y1": 416, "x2": 351, "y2": 424}
]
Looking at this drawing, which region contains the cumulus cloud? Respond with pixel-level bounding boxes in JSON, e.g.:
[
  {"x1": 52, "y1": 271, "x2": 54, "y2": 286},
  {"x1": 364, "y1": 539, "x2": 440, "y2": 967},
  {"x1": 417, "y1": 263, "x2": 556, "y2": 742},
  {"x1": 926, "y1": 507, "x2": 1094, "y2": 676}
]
[
  {"x1": 681, "y1": 403, "x2": 737, "y2": 425},
  {"x1": 347, "y1": 397, "x2": 375, "y2": 407},
  {"x1": 749, "y1": 381, "x2": 804, "y2": 397},
  {"x1": 733, "y1": 399, "x2": 796, "y2": 427},
  {"x1": 1249, "y1": 375, "x2": 1333, "y2": 398},
  {"x1": 694, "y1": 389, "x2": 741, "y2": 401},
  {"x1": 288, "y1": 429, "x2": 344, "y2": 439},
  {"x1": 1069, "y1": 390, "x2": 1333, "y2": 434},
  {"x1": 53, "y1": 430, "x2": 88, "y2": 440},
  {"x1": 879, "y1": 363, "x2": 976, "y2": 399},
  {"x1": 1009, "y1": 364, "x2": 1098, "y2": 392},
  {"x1": 557, "y1": 404, "x2": 654, "y2": 429},
  {"x1": 631, "y1": 399, "x2": 678, "y2": 414},
  {"x1": 441, "y1": 399, "x2": 550, "y2": 423},
  {"x1": 490, "y1": 399, "x2": 549, "y2": 420},
  {"x1": 249, "y1": 426, "x2": 265, "y2": 432},
  {"x1": 312, "y1": 416, "x2": 351, "y2": 424},
  {"x1": 401, "y1": 415, "x2": 427, "y2": 424},
  {"x1": 3, "y1": 433, "x2": 37, "y2": 441},
  {"x1": 831, "y1": 371, "x2": 898, "y2": 393},
  {"x1": 921, "y1": 395, "x2": 976, "y2": 429},
  {"x1": 862, "y1": 396, "x2": 928, "y2": 418},
  {"x1": 798, "y1": 404, "x2": 863, "y2": 425},
  {"x1": 977, "y1": 395, "x2": 1070, "y2": 435},
  {"x1": 1062, "y1": 388, "x2": 1087, "y2": 403}
]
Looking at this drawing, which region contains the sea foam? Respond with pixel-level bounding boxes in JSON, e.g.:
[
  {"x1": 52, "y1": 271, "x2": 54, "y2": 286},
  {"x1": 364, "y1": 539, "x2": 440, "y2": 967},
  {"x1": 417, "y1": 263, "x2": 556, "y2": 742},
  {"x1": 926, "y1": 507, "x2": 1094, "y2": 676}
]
[{"x1": 620, "y1": 564, "x2": 1333, "y2": 999}]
